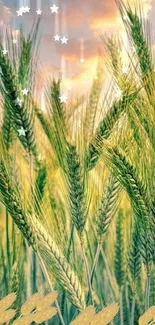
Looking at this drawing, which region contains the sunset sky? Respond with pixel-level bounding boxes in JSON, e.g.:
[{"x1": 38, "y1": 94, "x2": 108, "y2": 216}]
[{"x1": 0, "y1": 0, "x2": 154, "y2": 95}]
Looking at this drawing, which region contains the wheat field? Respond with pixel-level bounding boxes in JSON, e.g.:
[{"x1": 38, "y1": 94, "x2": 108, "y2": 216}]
[{"x1": 0, "y1": 1, "x2": 155, "y2": 324}]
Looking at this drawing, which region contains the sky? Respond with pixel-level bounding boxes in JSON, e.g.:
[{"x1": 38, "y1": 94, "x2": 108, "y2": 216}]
[{"x1": 0, "y1": 0, "x2": 154, "y2": 96}]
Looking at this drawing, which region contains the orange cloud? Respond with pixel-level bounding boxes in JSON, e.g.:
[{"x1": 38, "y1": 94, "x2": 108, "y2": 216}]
[
  {"x1": 53, "y1": 37, "x2": 105, "y2": 62},
  {"x1": 0, "y1": 4, "x2": 12, "y2": 23}
]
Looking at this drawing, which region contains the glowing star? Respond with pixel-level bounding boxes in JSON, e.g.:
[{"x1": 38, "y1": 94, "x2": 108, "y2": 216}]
[
  {"x1": 24, "y1": 6, "x2": 30, "y2": 13},
  {"x1": 54, "y1": 35, "x2": 60, "y2": 41},
  {"x1": 12, "y1": 39, "x2": 17, "y2": 44},
  {"x1": 16, "y1": 9, "x2": 23, "y2": 16},
  {"x1": 36, "y1": 9, "x2": 42, "y2": 15},
  {"x1": 20, "y1": 6, "x2": 26, "y2": 13},
  {"x1": 14, "y1": 97, "x2": 22, "y2": 106},
  {"x1": 22, "y1": 89, "x2": 29, "y2": 96},
  {"x1": 50, "y1": 5, "x2": 59, "y2": 13},
  {"x1": 80, "y1": 58, "x2": 84, "y2": 63},
  {"x1": 122, "y1": 67, "x2": 128, "y2": 74},
  {"x1": 17, "y1": 127, "x2": 26, "y2": 137},
  {"x1": 116, "y1": 88, "x2": 122, "y2": 98},
  {"x1": 61, "y1": 37, "x2": 68, "y2": 44},
  {"x1": 59, "y1": 94, "x2": 68, "y2": 103},
  {"x1": 2, "y1": 49, "x2": 8, "y2": 55},
  {"x1": 123, "y1": 15, "x2": 127, "y2": 20}
]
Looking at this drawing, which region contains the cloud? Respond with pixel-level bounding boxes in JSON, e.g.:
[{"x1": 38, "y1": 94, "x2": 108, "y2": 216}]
[
  {"x1": 63, "y1": 0, "x2": 119, "y2": 30},
  {"x1": 53, "y1": 37, "x2": 105, "y2": 62},
  {"x1": 0, "y1": 4, "x2": 12, "y2": 23}
]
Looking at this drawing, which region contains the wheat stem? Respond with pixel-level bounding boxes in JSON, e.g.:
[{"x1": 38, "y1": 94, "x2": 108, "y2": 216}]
[
  {"x1": 145, "y1": 270, "x2": 150, "y2": 311},
  {"x1": 37, "y1": 251, "x2": 65, "y2": 325},
  {"x1": 130, "y1": 291, "x2": 136, "y2": 325},
  {"x1": 120, "y1": 289, "x2": 124, "y2": 325},
  {"x1": 101, "y1": 247, "x2": 118, "y2": 300},
  {"x1": 90, "y1": 243, "x2": 102, "y2": 287},
  {"x1": 81, "y1": 239, "x2": 93, "y2": 305}
]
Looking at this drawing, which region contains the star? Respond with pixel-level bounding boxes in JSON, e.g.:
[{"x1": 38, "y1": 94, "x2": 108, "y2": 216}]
[
  {"x1": 54, "y1": 35, "x2": 60, "y2": 41},
  {"x1": 16, "y1": 9, "x2": 23, "y2": 16},
  {"x1": 17, "y1": 127, "x2": 26, "y2": 137},
  {"x1": 22, "y1": 89, "x2": 29, "y2": 96},
  {"x1": 24, "y1": 6, "x2": 30, "y2": 13},
  {"x1": 116, "y1": 88, "x2": 122, "y2": 98},
  {"x1": 14, "y1": 97, "x2": 22, "y2": 106},
  {"x1": 80, "y1": 58, "x2": 84, "y2": 63},
  {"x1": 2, "y1": 49, "x2": 8, "y2": 55},
  {"x1": 123, "y1": 15, "x2": 127, "y2": 20},
  {"x1": 50, "y1": 4, "x2": 59, "y2": 13},
  {"x1": 59, "y1": 94, "x2": 68, "y2": 103},
  {"x1": 36, "y1": 9, "x2": 42, "y2": 15},
  {"x1": 122, "y1": 67, "x2": 128, "y2": 74},
  {"x1": 61, "y1": 37, "x2": 68, "y2": 44},
  {"x1": 12, "y1": 39, "x2": 17, "y2": 44}
]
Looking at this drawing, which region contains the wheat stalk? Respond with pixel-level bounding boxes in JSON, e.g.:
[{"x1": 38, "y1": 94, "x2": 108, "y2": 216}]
[
  {"x1": 0, "y1": 46, "x2": 37, "y2": 158},
  {"x1": 33, "y1": 216, "x2": 86, "y2": 310},
  {"x1": 86, "y1": 89, "x2": 138, "y2": 170}
]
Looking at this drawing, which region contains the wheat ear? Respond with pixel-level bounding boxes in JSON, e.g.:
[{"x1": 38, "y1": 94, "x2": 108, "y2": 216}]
[{"x1": 33, "y1": 216, "x2": 86, "y2": 311}]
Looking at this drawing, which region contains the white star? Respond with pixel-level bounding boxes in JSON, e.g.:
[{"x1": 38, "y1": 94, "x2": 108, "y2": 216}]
[
  {"x1": 54, "y1": 35, "x2": 60, "y2": 41},
  {"x1": 80, "y1": 58, "x2": 84, "y2": 63},
  {"x1": 17, "y1": 127, "x2": 26, "y2": 137},
  {"x1": 12, "y1": 39, "x2": 17, "y2": 44},
  {"x1": 122, "y1": 66, "x2": 128, "y2": 74},
  {"x1": 50, "y1": 4, "x2": 59, "y2": 13},
  {"x1": 24, "y1": 6, "x2": 30, "y2": 13},
  {"x1": 61, "y1": 37, "x2": 68, "y2": 44},
  {"x1": 36, "y1": 9, "x2": 42, "y2": 15},
  {"x1": 22, "y1": 89, "x2": 29, "y2": 96},
  {"x1": 16, "y1": 9, "x2": 23, "y2": 16},
  {"x1": 116, "y1": 88, "x2": 122, "y2": 98},
  {"x1": 59, "y1": 94, "x2": 68, "y2": 103},
  {"x1": 2, "y1": 49, "x2": 8, "y2": 55},
  {"x1": 14, "y1": 97, "x2": 22, "y2": 106},
  {"x1": 123, "y1": 15, "x2": 127, "y2": 20}
]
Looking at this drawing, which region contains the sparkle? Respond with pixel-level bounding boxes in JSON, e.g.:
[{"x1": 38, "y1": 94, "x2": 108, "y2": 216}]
[
  {"x1": 50, "y1": 4, "x2": 59, "y2": 13},
  {"x1": 36, "y1": 9, "x2": 42, "y2": 15},
  {"x1": 122, "y1": 66, "x2": 128, "y2": 74},
  {"x1": 80, "y1": 58, "x2": 84, "y2": 63},
  {"x1": 17, "y1": 127, "x2": 26, "y2": 137},
  {"x1": 16, "y1": 9, "x2": 23, "y2": 16},
  {"x1": 20, "y1": 6, "x2": 26, "y2": 13},
  {"x1": 61, "y1": 37, "x2": 68, "y2": 44},
  {"x1": 116, "y1": 88, "x2": 122, "y2": 98},
  {"x1": 24, "y1": 6, "x2": 30, "y2": 13},
  {"x1": 59, "y1": 94, "x2": 68, "y2": 103},
  {"x1": 22, "y1": 89, "x2": 29, "y2": 96},
  {"x1": 54, "y1": 35, "x2": 60, "y2": 41},
  {"x1": 123, "y1": 15, "x2": 127, "y2": 20},
  {"x1": 12, "y1": 39, "x2": 17, "y2": 44},
  {"x1": 14, "y1": 97, "x2": 22, "y2": 106},
  {"x1": 17, "y1": 6, "x2": 30, "y2": 16},
  {"x1": 2, "y1": 49, "x2": 8, "y2": 55}
]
